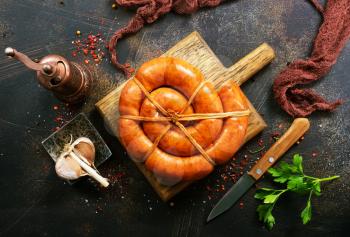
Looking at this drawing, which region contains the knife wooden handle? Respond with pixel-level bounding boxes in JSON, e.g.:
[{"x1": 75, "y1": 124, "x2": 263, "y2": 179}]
[{"x1": 247, "y1": 118, "x2": 310, "y2": 180}]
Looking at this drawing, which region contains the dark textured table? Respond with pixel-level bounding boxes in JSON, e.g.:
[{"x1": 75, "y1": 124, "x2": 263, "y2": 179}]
[{"x1": 0, "y1": 0, "x2": 349, "y2": 236}]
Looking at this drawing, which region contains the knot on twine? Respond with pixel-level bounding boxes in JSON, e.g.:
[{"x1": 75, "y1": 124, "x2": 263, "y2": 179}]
[{"x1": 168, "y1": 111, "x2": 180, "y2": 124}]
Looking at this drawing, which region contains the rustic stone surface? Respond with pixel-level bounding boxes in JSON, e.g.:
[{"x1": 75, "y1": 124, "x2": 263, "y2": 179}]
[{"x1": 0, "y1": 0, "x2": 349, "y2": 236}]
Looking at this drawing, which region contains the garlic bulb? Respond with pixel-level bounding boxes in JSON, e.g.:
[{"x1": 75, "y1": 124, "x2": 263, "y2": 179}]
[{"x1": 55, "y1": 136, "x2": 109, "y2": 187}]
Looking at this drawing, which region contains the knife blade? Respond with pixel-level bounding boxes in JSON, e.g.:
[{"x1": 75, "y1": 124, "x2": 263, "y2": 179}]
[{"x1": 207, "y1": 118, "x2": 310, "y2": 222}]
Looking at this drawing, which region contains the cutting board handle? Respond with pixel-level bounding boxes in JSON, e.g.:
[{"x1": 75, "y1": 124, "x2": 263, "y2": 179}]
[{"x1": 215, "y1": 43, "x2": 275, "y2": 88}]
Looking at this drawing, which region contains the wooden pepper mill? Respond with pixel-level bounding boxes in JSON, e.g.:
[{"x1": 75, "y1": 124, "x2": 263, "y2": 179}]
[{"x1": 4, "y1": 47, "x2": 93, "y2": 104}]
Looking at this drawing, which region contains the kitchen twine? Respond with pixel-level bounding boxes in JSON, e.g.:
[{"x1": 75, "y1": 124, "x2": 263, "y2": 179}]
[{"x1": 120, "y1": 78, "x2": 250, "y2": 166}]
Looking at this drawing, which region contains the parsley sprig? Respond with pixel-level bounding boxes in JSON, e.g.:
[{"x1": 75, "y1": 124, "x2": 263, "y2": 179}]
[{"x1": 254, "y1": 154, "x2": 339, "y2": 230}]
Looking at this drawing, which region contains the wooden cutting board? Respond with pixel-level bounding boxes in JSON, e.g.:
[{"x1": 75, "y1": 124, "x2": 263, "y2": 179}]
[{"x1": 96, "y1": 31, "x2": 275, "y2": 201}]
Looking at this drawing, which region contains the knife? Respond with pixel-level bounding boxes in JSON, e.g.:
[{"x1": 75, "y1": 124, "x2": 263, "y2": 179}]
[{"x1": 207, "y1": 118, "x2": 310, "y2": 222}]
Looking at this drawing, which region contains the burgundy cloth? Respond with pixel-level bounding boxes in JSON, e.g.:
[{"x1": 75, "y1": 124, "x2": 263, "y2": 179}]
[
  {"x1": 273, "y1": 0, "x2": 350, "y2": 117},
  {"x1": 108, "y1": 0, "x2": 222, "y2": 77}
]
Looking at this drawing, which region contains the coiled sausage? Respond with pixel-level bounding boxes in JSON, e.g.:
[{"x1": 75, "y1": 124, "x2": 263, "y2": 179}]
[{"x1": 119, "y1": 57, "x2": 248, "y2": 185}]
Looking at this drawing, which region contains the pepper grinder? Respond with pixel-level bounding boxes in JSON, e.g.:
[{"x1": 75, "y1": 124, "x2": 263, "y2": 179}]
[{"x1": 4, "y1": 47, "x2": 93, "y2": 104}]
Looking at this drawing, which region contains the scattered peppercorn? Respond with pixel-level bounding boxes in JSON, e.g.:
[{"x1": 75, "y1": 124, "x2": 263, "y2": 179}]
[
  {"x1": 72, "y1": 32, "x2": 106, "y2": 65},
  {"x1": 82, "y1": 48, "x2": 89, "y2": 55}
]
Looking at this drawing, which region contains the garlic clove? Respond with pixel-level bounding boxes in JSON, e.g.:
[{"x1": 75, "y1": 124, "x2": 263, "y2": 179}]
[
  {"x1": 74, "y1": 142, "x2": 95, "y2": 165},
  {"x1": 55, "y1": 152, "x2": 86, "y2": 180},
  {"x1": 71, "y1": 137, "x2": 95, "y2": 165}
]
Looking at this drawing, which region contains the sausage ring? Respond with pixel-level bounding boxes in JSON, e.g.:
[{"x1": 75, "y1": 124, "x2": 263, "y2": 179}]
[{"x1": 118, "y1": 57, "x2": 249, "y2": 185}]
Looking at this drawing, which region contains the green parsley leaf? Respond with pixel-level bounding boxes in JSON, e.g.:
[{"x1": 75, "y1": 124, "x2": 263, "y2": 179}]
[
  {"x1": 287, "y1": 176, "x2": 305, "y2": 191},
  {"x1": 254, "y1": 188, "x2": 275, "y2": 200},
  {"x1": 293, "y1": 154, "x2": 303, "y2": 173},
  {"x1": 266, "y1": 212, "x2": 276, "y2": 230},
  {"x1": 257, "y1": 204, "x2": 270, "y2": 221},
  {"x1": 268, "y1": 167, "x2": 282, "y2": 177},
  {"x1": 301, "y1": 199, "x2": 312, "y2": 224},
  {"x1": 312, "y1": 182, "x2": 321, "y2": 196},
  {"x1": 257, "y1": 204, "x2": 275, "y2": 230},
  {"x1": 263, "y1": 194, "x2": 280, "y2": 204},
  {"x1": 273, "y1": 176, "x2": 288, "y2": 183},
  {"x1": 280, "y1": 161, "x2": 299, "y2": 175},
  {"x1": 268, "y1": 167, "x2": 289, "y2": 183},
  {"x1": 279, "y1": 161, "x2": 292, "y2": 172}
]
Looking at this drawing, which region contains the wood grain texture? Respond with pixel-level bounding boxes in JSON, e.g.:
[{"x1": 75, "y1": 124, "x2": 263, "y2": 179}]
[
  {"x1": 248, "y1": 118, "x2": 310, "y2": 180},
  {"x1": 96, "y1": 31, "x2": 275, "y2": 201}
]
